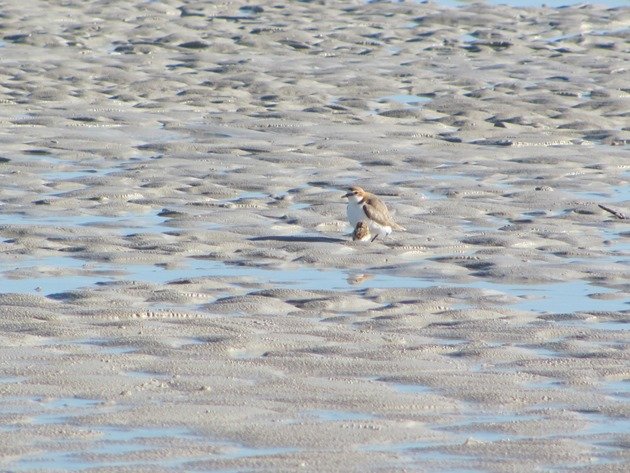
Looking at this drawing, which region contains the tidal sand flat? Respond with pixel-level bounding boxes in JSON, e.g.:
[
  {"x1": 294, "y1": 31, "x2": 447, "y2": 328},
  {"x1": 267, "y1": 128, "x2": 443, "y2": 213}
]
[{"x1": 0, "y1": 0, "x2": 628, "y2": 471}]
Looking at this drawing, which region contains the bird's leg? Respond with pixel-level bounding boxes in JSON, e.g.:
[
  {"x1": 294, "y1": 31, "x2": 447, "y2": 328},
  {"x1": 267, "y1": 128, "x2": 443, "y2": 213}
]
[{"x1": 370, "y1": 234, "x2": 379, "y2": 242}]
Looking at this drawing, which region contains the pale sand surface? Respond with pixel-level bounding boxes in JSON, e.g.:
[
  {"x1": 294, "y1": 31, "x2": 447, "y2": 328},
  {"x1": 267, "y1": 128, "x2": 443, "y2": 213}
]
[{"x1": 0, "y1": 0, "x2": 628, "y2": 471}]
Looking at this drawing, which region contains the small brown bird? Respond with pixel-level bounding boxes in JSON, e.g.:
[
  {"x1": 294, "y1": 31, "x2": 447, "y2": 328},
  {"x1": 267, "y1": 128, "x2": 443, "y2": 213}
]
[
  {"x1": 344, "y1": 186, "x2": 405, "y2": 242},
  {"x1": 352, "y1": 221, "x2": 371, "y2": 241}
]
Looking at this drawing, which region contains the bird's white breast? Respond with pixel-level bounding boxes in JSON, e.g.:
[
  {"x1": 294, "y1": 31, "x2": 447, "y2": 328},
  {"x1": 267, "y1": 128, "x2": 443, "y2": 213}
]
[{"x1": 347, "y1": 201, "x2": 365, "y2": 227}]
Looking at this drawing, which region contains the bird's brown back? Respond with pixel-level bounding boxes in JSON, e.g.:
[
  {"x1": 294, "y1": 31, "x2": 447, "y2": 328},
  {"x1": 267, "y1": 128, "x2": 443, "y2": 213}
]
[{"x1": 363, "y1": 194, "x2": 405, "y2": 230}]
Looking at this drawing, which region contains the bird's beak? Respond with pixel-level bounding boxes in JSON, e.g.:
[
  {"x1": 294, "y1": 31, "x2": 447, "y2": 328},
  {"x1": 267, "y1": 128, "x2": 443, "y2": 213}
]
[{"x1": 343, "y1": 191, "x2": 352, "y2": 198}]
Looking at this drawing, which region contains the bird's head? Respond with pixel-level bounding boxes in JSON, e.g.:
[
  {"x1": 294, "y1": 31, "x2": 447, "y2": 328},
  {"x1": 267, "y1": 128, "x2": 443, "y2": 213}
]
[{"x1": 343, "y1": 186, "x2": 366, "y2": 202}]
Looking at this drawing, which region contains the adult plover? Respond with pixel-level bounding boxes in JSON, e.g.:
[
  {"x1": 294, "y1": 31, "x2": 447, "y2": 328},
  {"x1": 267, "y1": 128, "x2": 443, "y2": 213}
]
[{"x1": 344, "y1": 186, "x2": 405, "y2": 242}]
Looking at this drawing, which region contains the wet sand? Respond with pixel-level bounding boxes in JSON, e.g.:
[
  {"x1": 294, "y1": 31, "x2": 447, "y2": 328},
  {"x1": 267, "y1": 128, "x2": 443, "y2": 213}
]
[{"x1": 0, "y1": 0, "x2": 628, "y2": 471}]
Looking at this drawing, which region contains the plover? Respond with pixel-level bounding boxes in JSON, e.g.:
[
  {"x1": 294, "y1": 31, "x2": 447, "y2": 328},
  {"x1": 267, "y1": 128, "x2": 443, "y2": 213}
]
[
  {"x1": 352, "y1": 221, "x2": 371, "y2": 241},
  {"x1": 344, "y1": 186, "x2": 405, "y2": 242}
]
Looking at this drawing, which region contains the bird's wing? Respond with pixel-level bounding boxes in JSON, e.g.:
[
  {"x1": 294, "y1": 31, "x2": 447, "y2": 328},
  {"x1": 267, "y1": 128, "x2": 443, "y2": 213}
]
[
  {"x1": 362, "y1": 198, "x2": 393, "y2": 226},
  {"x1": 363, "y1": 197, "x2": 405, "y2": 230}
]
